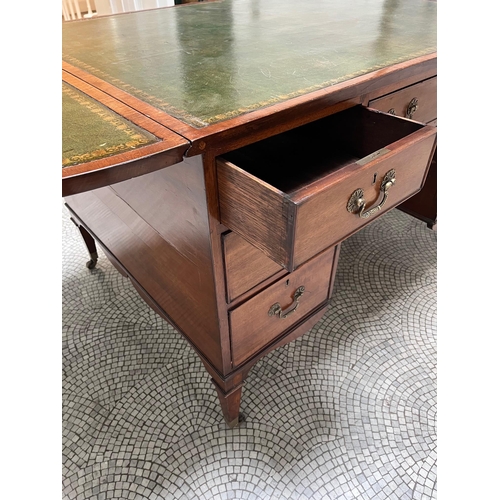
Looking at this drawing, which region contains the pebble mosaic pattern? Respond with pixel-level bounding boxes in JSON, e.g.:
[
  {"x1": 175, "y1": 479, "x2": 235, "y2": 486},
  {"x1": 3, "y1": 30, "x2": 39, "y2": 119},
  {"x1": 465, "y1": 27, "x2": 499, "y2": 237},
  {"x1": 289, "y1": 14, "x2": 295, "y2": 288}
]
[{"x1": 62, "y1": 205, "x2": 437, "y2": 499}]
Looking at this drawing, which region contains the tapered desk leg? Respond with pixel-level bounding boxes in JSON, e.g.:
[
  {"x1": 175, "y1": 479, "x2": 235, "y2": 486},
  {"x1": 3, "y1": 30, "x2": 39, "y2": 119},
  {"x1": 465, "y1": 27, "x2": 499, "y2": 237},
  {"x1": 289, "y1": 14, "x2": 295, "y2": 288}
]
[
  {"x1": 212, "y1": 381, "x2": 243, "y2": 428},
  {"x1": 71, "y1": 218, "x2": 99, "y2": 269}
]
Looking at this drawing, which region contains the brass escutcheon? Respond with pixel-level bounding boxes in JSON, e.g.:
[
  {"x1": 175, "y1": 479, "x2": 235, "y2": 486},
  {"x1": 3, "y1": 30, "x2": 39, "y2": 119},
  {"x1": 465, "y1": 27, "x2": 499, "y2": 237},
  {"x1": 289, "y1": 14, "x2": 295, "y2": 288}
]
[
  {"x1": 268, "y1": 286, "x2": 305, "y2": 320},
  {"x1": 346, "y1": 169, "x2": 396, "y2": 219}
]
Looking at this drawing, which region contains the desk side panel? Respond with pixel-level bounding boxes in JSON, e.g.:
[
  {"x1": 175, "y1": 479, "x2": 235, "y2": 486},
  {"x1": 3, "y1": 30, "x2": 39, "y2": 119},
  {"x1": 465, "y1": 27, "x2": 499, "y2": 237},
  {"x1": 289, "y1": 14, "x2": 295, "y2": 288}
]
[
  {"x1": 65, "y1": 158, "x2": 224, "y2": 373},
  {"x1": 398, "y1": 149, "x2": 437, "y2": 228}
]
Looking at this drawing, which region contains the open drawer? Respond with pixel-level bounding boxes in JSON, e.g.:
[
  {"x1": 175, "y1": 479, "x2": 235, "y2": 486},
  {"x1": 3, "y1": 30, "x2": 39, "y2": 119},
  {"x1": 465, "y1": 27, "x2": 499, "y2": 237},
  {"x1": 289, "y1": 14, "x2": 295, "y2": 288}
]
[{"x1": 217, "y1": 106, "x2": 437, "y2": 271}]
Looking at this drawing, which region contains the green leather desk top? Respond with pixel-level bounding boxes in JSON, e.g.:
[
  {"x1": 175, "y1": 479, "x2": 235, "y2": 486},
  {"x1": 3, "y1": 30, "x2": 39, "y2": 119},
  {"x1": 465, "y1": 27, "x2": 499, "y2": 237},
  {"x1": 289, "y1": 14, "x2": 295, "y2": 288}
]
[
  {"x1": 62, "y1": 82, "x2": 159, "y2": 168},
  {"x1": 62, "y1": 0, "x2": 436, "y2": 128}
]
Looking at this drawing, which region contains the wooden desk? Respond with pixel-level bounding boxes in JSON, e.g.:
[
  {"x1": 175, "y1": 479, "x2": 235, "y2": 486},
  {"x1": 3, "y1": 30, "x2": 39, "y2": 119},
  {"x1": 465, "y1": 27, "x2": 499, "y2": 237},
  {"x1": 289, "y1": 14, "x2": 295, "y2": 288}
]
[{"x1": 62, "y1": 0, "x2": 437, "y2": 427}]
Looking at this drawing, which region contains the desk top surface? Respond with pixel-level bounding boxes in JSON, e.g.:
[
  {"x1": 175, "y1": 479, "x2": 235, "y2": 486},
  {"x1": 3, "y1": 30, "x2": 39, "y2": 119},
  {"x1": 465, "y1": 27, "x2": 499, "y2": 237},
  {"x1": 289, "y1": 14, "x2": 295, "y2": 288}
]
[
  {"x1": 62, "y1": 82, "x2": 160, "y2": 168},
  {"x1": 63, "y1": 0, "x2": 436, "y2": 129}
]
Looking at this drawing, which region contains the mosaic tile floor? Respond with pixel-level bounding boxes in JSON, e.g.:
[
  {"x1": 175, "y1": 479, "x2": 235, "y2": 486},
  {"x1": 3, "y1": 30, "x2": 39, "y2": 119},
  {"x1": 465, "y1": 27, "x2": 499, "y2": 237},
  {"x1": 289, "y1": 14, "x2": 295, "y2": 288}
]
[{"x1": 62, "y1": 205, "x2": 437, "y2": 500}]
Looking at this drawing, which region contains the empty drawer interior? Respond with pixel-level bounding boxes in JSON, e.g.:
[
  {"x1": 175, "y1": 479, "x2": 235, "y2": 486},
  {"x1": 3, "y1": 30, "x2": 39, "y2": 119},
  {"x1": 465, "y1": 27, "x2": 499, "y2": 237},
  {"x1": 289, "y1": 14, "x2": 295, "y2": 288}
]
[{"x1": 222, "y1": 105, "x2": 424, "y2": 195}]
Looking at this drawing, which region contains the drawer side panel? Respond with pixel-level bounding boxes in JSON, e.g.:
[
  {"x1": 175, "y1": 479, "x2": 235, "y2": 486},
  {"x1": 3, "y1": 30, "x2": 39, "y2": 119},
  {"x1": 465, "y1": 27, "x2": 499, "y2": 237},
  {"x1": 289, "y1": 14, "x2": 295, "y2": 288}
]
[{"x1": 217, "y1": 159, "x2": 293, "y2": 269}]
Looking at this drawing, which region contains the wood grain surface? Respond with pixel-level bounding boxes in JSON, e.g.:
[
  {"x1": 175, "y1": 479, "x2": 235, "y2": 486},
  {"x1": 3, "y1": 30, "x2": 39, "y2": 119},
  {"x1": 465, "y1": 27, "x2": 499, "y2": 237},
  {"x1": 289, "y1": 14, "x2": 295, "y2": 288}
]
[
  {"x1": 368, "y1": 77, "x2": 437, "y2": 124},
  {"x1": 230, "y1": 246, "x2": 336, "y2": 367},
  {"x1": 217, "y1": 159, "x2": 295, "y2": 269},
  {"x1": 218, "y1": 106, "x2": 437, "y2": 270},
  {"x1": 65, "y1": 157, "x2": 225, "y2": 373},
  {"x1": 223, "y1": 232, "x2": 285, "y2": 303}
]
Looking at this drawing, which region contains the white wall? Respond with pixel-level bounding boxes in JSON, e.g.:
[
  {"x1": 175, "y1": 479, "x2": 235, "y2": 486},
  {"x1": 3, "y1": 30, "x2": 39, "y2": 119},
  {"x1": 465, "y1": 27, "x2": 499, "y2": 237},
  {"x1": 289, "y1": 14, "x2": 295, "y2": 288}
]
[
  {"x1": 63, "y1": 0, "x2": 174, "y2": 20},
  {"x1": 78, "y1": 0, "x2": 96, "y2": 12},
  {"x1": 94, "y1": 0, "x2": 175, "y2": 16}
]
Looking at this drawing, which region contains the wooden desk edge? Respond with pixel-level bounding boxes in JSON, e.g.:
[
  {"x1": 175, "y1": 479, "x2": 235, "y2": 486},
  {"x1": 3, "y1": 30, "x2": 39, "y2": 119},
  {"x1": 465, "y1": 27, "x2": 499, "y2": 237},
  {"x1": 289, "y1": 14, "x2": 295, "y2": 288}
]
[
  {"x1": 62, "y1": 71, "x2": 189, "y2": 196},
  {"x1": 63, "y1": 53, "x2": 436, "y2": 157},
  {"x1": 62, "y1": 53, "x2": 436, "y2": 194}
]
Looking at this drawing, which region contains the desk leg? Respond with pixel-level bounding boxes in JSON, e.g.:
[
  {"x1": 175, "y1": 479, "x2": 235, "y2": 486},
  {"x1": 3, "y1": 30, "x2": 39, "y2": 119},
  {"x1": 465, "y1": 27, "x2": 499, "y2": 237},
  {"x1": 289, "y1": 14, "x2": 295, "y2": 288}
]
[
  {"x1": 212, "y1": 380, "x2": 243, "y2": 428},
  {"x1": 71, "y1": 218, "x2": 99, "y2": 269}
]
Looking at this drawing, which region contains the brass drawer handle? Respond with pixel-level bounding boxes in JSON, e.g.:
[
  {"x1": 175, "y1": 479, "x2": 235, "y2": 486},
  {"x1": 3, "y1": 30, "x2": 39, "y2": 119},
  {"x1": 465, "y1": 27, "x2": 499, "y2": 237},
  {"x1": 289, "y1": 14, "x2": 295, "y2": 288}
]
[
  {"x1": 405, "y1": 97, "x2": 418, "y2": 119},
  {"x1": 346, "y1": 169, "x2": 396, "y2": 219},
  {"x1": 268, "y1": 286, "x2": 305, "y2": 320}
]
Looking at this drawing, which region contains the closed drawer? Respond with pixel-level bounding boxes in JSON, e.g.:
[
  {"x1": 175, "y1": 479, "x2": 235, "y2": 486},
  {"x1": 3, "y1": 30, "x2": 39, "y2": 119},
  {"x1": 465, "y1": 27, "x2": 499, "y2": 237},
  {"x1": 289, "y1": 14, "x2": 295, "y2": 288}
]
[
  {"x1": 230, "y1": 245, "x2": 335, "y2": 367},
  {"x1": 223, "y1": 231, "x2": 284, "y2": 303},
  {"x1": 217, "y1": 105, "x2": 437, "y2": 271},
  {"x1": 368, "y1": 77, "x2": 437, "y2": 124}
]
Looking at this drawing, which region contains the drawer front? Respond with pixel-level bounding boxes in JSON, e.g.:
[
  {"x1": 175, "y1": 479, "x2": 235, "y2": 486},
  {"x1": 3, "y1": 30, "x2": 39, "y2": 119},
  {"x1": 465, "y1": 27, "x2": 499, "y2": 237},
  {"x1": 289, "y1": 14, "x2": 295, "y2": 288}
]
[
  {"x1": 293, "y1": 130, "x2": 436, "y2": 266},
  {"x1": 218, "y1": 106, "x2": 437, "y2": 271},
  {"x1": 223, "y1": 231, "x2": 284, "y2": 302},
  {"x1": 368, "y1": 77, "x2": 437, "y2": 124},
  {"x1": 230, "y1": 245, "x2": 335, "y2": 367}
]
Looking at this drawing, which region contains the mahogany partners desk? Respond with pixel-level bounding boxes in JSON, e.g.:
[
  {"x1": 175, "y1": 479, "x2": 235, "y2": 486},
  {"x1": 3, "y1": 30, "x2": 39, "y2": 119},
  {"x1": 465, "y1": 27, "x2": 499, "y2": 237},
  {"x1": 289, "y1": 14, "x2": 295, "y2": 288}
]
[{"x1": 62, "y1": 0, "x2": 437, "y2": 427}]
